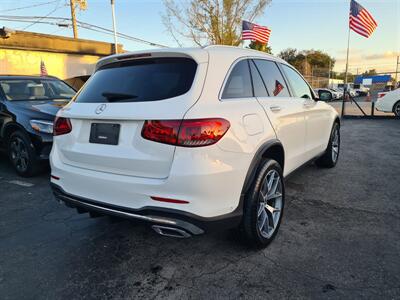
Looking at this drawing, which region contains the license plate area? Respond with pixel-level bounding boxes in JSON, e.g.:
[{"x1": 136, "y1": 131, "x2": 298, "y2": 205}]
[{"x1": 89, "y1": 123, "x2": 120, "y2": 145}]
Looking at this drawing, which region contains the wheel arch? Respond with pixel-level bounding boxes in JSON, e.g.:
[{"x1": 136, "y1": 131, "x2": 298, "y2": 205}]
[
  {"x1": 392, "y1": 100, "x2": 400, "y2": 114},
  {"x1": 2, "y1": 122, "x2": 27, "y2": 144},
  {"x1": 241, "y1": 139, "x2": 285, "y2": 198}
]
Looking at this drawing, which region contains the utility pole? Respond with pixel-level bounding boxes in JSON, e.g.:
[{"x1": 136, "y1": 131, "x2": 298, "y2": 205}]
[
  {"x1": 328, "y1": 59, "x2": 332, "y2": 86},
  {"x1": 70, "y1": 0, "x2": 78, "y2": 38},
  {"x1": 111, "y1": 0, "x2": 118, "y2": 54}
]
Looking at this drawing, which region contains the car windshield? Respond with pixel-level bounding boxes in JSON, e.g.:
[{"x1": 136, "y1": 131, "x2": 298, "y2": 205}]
[{"x1": 0, "y1": 78, "x2": 76, "y2": 101}]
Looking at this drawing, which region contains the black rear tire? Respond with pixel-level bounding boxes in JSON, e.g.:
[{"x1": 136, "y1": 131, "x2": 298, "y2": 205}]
[
  {"x1": 7, "y1": 130, "x2": 41, "y2": 177},
  {"x1": 393, "y1": 101, "x2": 400, "y2": 117},
  {"x1": 241, "y1": 159, "x2": 285, "y2": 248},
  {"x1": 315, "y1": 122, "x2": 340, "y2": 168}
]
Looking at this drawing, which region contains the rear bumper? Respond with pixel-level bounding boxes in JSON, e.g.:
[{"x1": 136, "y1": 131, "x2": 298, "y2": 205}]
[{"x1": 51, "y1": 183, "x2": 242, "y2": 235}]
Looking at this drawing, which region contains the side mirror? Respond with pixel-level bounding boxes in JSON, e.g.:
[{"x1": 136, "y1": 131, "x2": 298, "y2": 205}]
[{"x1": 318, "y1": 90, "x2": 333, "y2": 102}]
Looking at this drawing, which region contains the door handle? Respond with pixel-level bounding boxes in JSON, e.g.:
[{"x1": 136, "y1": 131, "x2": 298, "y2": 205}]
[
  {"x1": 269, "y1": 105, "x2": 281, "y2": 112},
  {"x1": 303, "y1": 101, "x2": 314, "y2": 108}
]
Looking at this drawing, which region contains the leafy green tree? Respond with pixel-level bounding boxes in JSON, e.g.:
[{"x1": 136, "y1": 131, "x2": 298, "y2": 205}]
[
  {"x1": 302, "y1": 50, "x2": 335, "y2": 69},
  {"x1": 278, "y1": 48, "x2": 335, "y2": 75},
  {"x1": 248, "y1": 41, "x2": 272, "y2": 54}
]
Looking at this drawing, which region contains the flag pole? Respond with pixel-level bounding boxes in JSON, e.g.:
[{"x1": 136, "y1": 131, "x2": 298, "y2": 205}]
[
  {"x1": 341, "y1": 21, "x2": 351, "y2": 117},
  {"x1": 344, "y1": 27, "x2": 351, "y2": 86}
]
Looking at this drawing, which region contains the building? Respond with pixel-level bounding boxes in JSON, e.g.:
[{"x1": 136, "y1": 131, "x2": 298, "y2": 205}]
[
  {"x1": 354, "y1": 75, "x2": 392, "y2": 91},
  {"x1": 0, "y1": 29, "x2": 123, "y2": 87}
]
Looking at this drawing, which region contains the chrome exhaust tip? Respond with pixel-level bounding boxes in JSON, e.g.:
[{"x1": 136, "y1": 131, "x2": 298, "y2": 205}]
[{"x1": 151, "y1": 225, "x2": 191, "y2": 238}]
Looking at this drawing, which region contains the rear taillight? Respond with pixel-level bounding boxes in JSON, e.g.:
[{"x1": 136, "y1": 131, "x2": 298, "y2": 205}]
[
  {"x1": 377, "y1": 93, "x2": 386, "y2": 98},
  {"x1": 142, "y1": 118, "x2": 230, "y2": 147},
  {"x1": 53, "y1": 117, "x2": 72, "y2": 136}
]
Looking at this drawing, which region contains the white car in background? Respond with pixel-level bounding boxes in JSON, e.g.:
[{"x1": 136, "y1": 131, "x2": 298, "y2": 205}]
[
  {"x1": 375, "y1": 88, "x2": 400, "y2": 116},
  {"x1": 336, "y1": 84, "x2": 357, "y2": 98},
  {"x1": 314, "y1": 88, "x2": 339, "y2": 101},
  {"x1": 353, "y1": 84, "x2": 370, "y2": 96},
  {"x1": 329, "y1": 88, "x2": 344, "y2": 99},
  {"x1": 50, "y1": 46, "x2": 340, "y2": 247}
]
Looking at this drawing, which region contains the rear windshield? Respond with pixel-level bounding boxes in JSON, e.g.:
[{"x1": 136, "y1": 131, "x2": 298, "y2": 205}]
[
  {"x1": 0, "y1": 78, "x2": 76, "y2": 101},
  {"x1": 75, "y1": 57, "x2": 197, "y2": 103}
]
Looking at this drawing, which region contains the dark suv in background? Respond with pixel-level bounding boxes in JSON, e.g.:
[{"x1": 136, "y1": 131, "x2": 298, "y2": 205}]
[{"x1": 0, "y1": 75, "x2": 76, "y2": 176}]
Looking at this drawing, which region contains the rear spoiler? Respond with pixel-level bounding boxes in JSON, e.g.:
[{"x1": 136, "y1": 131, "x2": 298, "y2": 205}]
[{"x1": 95, "y1": 48, "x2": 208, "y2": 71}]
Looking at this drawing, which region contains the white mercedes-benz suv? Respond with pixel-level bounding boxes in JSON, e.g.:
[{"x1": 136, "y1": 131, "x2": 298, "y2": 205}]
[{"x1": 50, "y1": 46, "x2": 340, "y2": 247}]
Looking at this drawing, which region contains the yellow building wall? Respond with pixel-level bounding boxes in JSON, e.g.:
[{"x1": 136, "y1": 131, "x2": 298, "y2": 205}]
[{"x1": 0, "y1": 48, "x2": 101, "y2": 79}]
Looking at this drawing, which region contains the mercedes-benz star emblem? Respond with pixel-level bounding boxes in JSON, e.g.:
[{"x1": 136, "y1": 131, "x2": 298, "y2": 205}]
[{"x1": 95, "y1": 104, "x2": 107, "y2": 114}]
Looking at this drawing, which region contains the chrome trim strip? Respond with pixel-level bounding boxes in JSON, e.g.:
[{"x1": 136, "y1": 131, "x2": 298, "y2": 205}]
[{"x1": 56, "y1": 193, "x2": 204, "y2": 235}]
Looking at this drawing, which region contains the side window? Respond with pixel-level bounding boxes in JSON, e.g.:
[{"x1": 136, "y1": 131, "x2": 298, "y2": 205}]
[
  {"x1": 249, "y1": 60, "x2": 268, "y2": 97},
  {"x1": 222, "y1": 60, "x2": 253, "y2": 99},
  {"x1": 281, "y1": 64, "x2": 313, "y2": 99},
  {"x1": 253, "y1": 60, "x2": 290, "y2": 97}
]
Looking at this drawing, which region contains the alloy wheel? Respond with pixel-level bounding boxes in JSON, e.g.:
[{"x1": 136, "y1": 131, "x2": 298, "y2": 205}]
[
  {"x1": 331, "y1": 128, "x2": 339, "y2": 163},
  {"x1": 395, "y1": 103, "x2": 400, "y2": 117},
  {"x1": 10, "y1": 137, "x2": 29, "y2": 173},
  {"x1": 257, "y1": 169, "x2": 283, "y2": 239}
]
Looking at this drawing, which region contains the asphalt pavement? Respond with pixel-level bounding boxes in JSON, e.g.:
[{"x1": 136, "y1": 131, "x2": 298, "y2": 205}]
[{"x1": 1, "y1": 119, "x2": 399, "y2": 299}]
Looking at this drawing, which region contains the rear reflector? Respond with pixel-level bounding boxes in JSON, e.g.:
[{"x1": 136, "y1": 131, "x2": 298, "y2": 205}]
[
  {"x1": 53, "y1": 117, "x2": 72, "y2": 136},
  {"x1": 142, "y1": 118, "x2": 230, "y2": 147},
  {"x1": 51, "y1": 175, "x2": 60, "y2": 180},
  {"x1": 151, "y1": 196, "x2": 189, "y2": 204}
]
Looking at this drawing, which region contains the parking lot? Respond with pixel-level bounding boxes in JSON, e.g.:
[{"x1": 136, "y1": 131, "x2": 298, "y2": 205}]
[{"x1": 0, "y1": 119, "x2": 399, "y2": 299}]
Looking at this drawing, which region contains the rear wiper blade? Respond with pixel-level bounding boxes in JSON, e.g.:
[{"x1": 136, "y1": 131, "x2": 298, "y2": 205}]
[{"x1": 101, "y1": 92, "x2": 138, "y2": 102}]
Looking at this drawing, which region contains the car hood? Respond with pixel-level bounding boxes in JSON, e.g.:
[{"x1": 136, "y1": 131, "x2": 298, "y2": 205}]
[{"x1": 9, "y1": 99, "x2": 70, "y2": 117}]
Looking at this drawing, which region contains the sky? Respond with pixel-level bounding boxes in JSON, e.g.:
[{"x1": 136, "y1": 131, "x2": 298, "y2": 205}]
[{"x1": 0, "y1": 0, "x2": 399, "y2": 73}]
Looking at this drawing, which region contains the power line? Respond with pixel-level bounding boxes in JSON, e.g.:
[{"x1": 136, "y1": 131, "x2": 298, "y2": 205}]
[
  {"x1": 0, "y1": 15, "x2": 168, "y2": 48},
  {"x1": 21, "y1": 0, "x2": 63, "y2": 31},
  {"x1": 0, "y1": 1, "x2": 59, "y2": 13},
  {"x1": 76, "y1": 20, "x2": 168, "y2": 48}
]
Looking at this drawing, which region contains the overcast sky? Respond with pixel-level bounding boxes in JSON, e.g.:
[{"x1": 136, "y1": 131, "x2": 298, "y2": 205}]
[{"x1": 1, "y1": 0, "x2": 399, "y2": 73}]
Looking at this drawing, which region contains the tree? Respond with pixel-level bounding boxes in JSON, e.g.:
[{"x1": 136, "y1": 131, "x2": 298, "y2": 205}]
[
  {"x1": 277, "y1": 48, "x2": 304, "y2": 71},
  {"x1": 362, "y1": 69, "x2": 377, "y2": 76},
  {"x1": 278, "y1": 48, "x2": 335, "y2": 76},
  {"x1": 277, "y1": 48, "x2": 298, "y2": 64},
  {"x1": 248, "y1": 41, "x2": 272, "y2": 54},
  {"x1": 302, "y1": 50, "x2": 335, "y2": 69},
  {"x1": 334, "y1": 72, "x2": 355, "y2": 82},
  {"x1": 162, "y1": 0, "x2": 271, "y2": 46}
]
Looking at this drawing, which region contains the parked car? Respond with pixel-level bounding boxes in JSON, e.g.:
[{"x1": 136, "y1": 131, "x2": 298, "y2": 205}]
[
  {"x1": 375, "y1": 88, "x2": 400, "y2": 116},
  {"x1": 329, "y1": 88, "x2": 344, "y2": 99},
  {"x1": 314, "y1": 88, "x2": 339, "y2": 101},
  {"x1": 0, "y1": 75, "x2": 76, "y2": 176},
  {"x1": 50, "y1": 46, "x2": 340, "y2": 247},
  {"x1": 353, "y1": 84, "x2": 370, "y2": 96},
  {"x1": 336, "y1": 83, "x2": 357, "y2": 97}
]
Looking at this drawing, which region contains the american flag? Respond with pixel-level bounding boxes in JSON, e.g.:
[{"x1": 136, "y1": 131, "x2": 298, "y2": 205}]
[
  {"x1": 349, "y1": 0, "x2": 377, "y2": 38},
  {"x1": 242, "y1": 20, "x2": 271, "y2": 44},
  {"x1": 273, "y1": 80, "x2": 284, "y2": 96},
  {"x1": 40, "y1": 60, "x2": 48, "y2": 76}
]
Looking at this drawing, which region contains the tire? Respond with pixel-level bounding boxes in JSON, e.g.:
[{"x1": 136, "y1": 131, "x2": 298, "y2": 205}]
[
  {"x1": 7, "y1": 130, "x2": 41, "y2": 177},
  {"x1": 393, "y1": 101, "x2": 400, "y2": 117},
  {"x1": 315, "y1": 122, "x2": 340, "y2": 168},
  {"x1": 241, "y1": 159, "x2": 285, "y2": 248}
]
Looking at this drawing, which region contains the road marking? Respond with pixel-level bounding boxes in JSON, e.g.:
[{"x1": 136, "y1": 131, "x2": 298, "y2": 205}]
[{"x1": 7, "y1": 180, "x2": 34, "y2": 187}]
